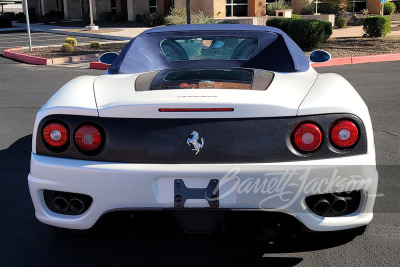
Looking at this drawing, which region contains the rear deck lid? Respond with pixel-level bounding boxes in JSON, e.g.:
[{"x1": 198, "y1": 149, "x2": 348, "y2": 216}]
[{"x1": 94, "y1": 68, "x2": 318, "y2": 118}]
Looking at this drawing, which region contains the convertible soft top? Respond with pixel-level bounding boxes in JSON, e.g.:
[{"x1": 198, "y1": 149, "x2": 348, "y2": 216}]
[{"x1": 108, "y1": 24, "x2": 309, "y2": 74}]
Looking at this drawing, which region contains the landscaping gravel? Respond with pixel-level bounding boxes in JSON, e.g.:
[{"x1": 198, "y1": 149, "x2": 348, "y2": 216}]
[
  {"x1": 18, "y1": 42, "x2": 128, "y2": 58},
  {"x1": 316, "y1": 35, "x2": 400, "y2": 58}
]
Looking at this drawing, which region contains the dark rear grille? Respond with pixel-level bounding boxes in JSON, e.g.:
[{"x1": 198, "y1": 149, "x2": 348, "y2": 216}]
[{"x1": 36, "y1": 114, "x2": 367, "y2": 163}]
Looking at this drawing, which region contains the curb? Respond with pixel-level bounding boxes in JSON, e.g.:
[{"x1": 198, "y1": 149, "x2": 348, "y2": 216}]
[
  {"x1": 0, "y1": 27, "x2": 25, "y2": 32},
  {"x1": 90, "y1": 62, "x2": 109, "y2": 70},
  {"x1": 312, "y1": 53, "x2": 400, "y2": 67},
  {"x1": 3, "y1": 47, "x2": 101, "y2": 65},
  {"x1": 3, "y1": 48, "x2": 51, "y2": 65}
]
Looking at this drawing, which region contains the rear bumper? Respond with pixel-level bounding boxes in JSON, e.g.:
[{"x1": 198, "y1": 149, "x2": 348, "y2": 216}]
[{"x1": 28, "y1": 153, "x2": 378, "y2": 231}]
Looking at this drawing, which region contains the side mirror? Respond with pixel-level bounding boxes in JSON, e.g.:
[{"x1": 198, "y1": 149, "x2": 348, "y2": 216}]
[
  {"x1": 99, "y1": 52, "x2": 119, "y2": 65},
  {"x1": 309, "y1": 50, "x2": 331, "y2": 63}
]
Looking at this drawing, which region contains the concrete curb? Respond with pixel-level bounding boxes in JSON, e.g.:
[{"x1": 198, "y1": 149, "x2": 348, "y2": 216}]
[
  {"x1": 312, "y1": 53, "x2": 400, "y2": 67},
  {"x1": 3, "y1": 47, "x2": 101, "y2": 65},
  {"x1": 3, "y1": 48, "x2": 51, "y2": 65},
  {"x1": 0, "y1": 27, "x2": 25, "y2": 32},
  {"x1": 90, "y1": 62, "x2": 109, "y2": 70}
]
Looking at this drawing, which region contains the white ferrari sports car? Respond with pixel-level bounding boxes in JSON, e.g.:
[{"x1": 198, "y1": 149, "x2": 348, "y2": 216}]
[{"x1": 28, "y1": 24, "x2": 378, "y2": 235}]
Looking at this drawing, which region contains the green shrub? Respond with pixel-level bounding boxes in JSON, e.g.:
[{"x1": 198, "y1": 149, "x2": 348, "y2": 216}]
[
  {"x1": 301, "y1": 2, "x2": 315, "y2": 15},
  {"x1": 61, "y1": 43, "x2": 74, "y2": 53},
  {"x1": 267, "y1": 18, "x2": 330, "y2": 51},
  {"x1": 135, "y1": 14, "x2": 143, "y2": 22},
  {"x1": 318, "y1": 3, "x2": 340, "y2": 15},
  {"x1": 266, "y1": 0, "x2": 291, "y2": 16},
  {"x1": 112, "y1": 12, "x2": 128, "y2": 23},
  {"x1": 383, "y1": 2, "x2": 396, "y2": 15},
  {"x1": 337, "y1": 17, "x2": 348, "y2": 28},
  {"x1": 165, "y1": 8, "x2": 215, "y2": 25},
  {"x1": 289, "y1": 19, "x2": 326, "y2": 51},
  {"x1": 142, "y1": 12, "x2": 164, "y2": 26},
  {"x1": 15, "y1": 12, "x2": 24, "y2": 21},
  {"x1": 64, "y1": 37, "x2": 78, "y2": 47},
  {"x1": 363, "y1": 15, "x2": 391, "y2": 37},
  {"x1": 266, "y1": 18, "x2": 295, "y2": 34},
  {"x1": 0, "y1": 16, "x2": 12, "y2": 28},
  {"x1": 397, "y1": 2, "x2": 400, "y2": 10},
  {"x1": 3, "y1": 12, "x2": 16, "y2": 20},
  {"x1": 90, "y1": 41, "x2": 101, "y2": 48},
  {"x1": 291, "y1": 14, "x2": 301, "y2": 20},
  {"x1": 165, "y1": 7, "x2": 186, "y2": 25},
  {"x1": 99, "y1": 11, "x2": 113, "y2": 21},
  {"x1": 45, "y1": 10, "x2": 64, "y2": 22},
  {"x1": 320, "y1": 20, "x2": 333, "y2": 41},
  {"x1": 193, "y1": 10, "x2": 216, "y2": 24},
  {"x1": 17, "y1": 8, "x2": 38, "y2": 23}
]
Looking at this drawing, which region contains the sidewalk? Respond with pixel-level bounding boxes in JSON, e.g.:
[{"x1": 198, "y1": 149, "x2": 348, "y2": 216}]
[
  {"x1": 331, "y1": 21, "x2": 400, "y2": 38},
  {"x1": 10, "y1": 22, "x2": 150, "y2": 41}
]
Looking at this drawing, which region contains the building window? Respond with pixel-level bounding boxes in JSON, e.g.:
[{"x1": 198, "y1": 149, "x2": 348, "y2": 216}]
[
  {"x1": 150, "y1": 0, "x2": 158, "y2": 13},
  {"x1": 226, "y1": 0, "x2": 248, "y2": 17},
  {"x1": 347, "y1": 0, "x2": 367, "y2": 13}
]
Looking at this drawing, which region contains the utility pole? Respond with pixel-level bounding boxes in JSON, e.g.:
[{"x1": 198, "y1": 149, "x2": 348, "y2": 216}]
[
  {"x1": 85, "y1": 0, "x2": 99, "y2": 30},
  {"x1": 23, "y1": 0, "x2": 32, "y2": 52},
  {"x1": 186, "y1": 0, "x2": 191, "y2": 24}
]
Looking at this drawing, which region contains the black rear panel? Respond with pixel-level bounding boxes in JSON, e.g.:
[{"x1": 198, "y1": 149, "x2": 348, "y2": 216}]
[{"x1": 36, "y1": 114, "x2": 367, "y2": 164}]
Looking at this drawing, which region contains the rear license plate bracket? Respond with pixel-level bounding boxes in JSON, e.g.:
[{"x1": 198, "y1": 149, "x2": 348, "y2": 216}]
[{"x1": 174, "y1": 179, "x2": 219, "y2": 208}]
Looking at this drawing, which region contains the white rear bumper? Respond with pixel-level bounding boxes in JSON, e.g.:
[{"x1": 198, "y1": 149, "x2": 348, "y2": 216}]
[{"x1": 28, "y1": 153, "x2": 378, "y2": 231}]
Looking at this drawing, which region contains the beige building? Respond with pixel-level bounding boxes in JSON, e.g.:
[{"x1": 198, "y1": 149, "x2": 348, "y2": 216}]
[{"x1": 27, "y1": 0, "x2": 391, "y2": 22}]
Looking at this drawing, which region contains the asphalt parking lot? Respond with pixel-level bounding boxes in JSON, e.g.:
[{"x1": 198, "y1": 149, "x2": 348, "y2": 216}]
[
  {"x1": 0, "y1": 31, "x2": 105, "y2": 54},
  {"x1": 0, "y1": 57, "x2": 399, "y2": 266}
]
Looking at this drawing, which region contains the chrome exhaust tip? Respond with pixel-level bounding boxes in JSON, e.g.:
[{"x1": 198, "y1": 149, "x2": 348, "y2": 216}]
[
  {"x1": 69, "y1": 198, "x2": 85, "y2": 213},
  {"x1": 331, "y1": 197, "x2": 348, "y2": 214},
  {"x1": 53, "y1": 196, "x2": 69, "y2": 211},
  {"x1": 313, "y1": 199, "x2": 330, "y2": 216}
]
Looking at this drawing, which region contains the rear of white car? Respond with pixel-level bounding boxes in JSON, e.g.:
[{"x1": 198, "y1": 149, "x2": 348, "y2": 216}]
[{"x1": 28, "y1": 68, "x2": 378, "y2": 233}]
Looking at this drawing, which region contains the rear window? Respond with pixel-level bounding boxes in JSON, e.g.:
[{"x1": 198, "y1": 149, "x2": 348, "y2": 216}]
[
  {"x1": 160, "y1": 37, "x2": 258, "y2": 61},
  {"x1": 133, "y1": 68, "x2": 274, "y2": 91}
]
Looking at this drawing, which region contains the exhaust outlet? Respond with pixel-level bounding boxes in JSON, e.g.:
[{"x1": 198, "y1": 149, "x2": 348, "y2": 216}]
[
  {"x1": 53, "y1": 196, "x2": 69, "y2": 211},
  {"x1": 313, "y1": 199, "x2": 330, "y2": 216},
  {"x1": 331, "y1": 197, "x2": 348, "y2": 214},
  {"x1": 69, "y1": 198, "x2": 85, "y2": 213}
]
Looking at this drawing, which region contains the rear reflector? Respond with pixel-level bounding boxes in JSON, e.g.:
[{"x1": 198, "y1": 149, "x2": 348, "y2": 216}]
[
  {"x1": 159, "y1": 108, "x2": 234, "y2": 112},
  {"x1": 292, "y1": 123, "x2": 322, "y2": 152},
  {"x1": 75, "y1": 125, "x2": 102, "y2": 151},
  {"x1": 43, "y1": 122, "x2": 68, "y2": 147},
  {"x1": 330, "y1": 120, "x2": 359, "y2": 148}
]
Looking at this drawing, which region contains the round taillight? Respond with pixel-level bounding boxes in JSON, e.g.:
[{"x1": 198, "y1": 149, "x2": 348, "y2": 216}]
[
  {"x1": 292, "y1": 123, "x2": 322, "y2": 152},
  {"x1": 75, "y1": 125, "x2": 102, "y2": 151},
  {"x1": 330, "y1": 120, "x2": 359, "y2": 148},
  {"x1": 43, "y1": 122, "x2": 69, "y2": 147}
]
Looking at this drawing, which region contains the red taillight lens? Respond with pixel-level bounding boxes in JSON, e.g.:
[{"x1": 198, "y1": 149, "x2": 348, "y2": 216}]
[
  {"x1": 43, "y1": 123, "x2": 69, "y2": 147},
  {"x1": 330, "y1": 120, "x2": 359, "y2": 148},
  {"x1": 292, "y1": 123, "x2": 322, "y2": 152},
  {"x1": 75, "y1": 125, "x2": 102, "y2": 151}
]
